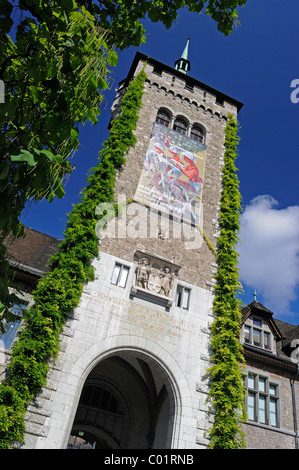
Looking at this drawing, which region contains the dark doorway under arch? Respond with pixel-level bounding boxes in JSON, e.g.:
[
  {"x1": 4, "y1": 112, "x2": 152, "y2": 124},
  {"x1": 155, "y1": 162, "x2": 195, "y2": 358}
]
[{"x1": 68, "y1": 351, "x2": 176, "y2": 449}]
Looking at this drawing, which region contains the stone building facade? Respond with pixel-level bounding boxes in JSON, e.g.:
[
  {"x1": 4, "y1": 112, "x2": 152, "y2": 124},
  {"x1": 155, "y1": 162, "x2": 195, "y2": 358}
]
[
  {"x1": 240, "y1": 301, "x2": 299, "y2": 449},
  {"x1": 1, "y1": 45, "x2": 299, "y2": 450}
]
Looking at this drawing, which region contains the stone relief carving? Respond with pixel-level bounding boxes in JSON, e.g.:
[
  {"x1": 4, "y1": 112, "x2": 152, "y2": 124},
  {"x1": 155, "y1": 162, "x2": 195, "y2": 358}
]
[{"x1": 132, "y1": 252, "x2": 180, "y2": 304}]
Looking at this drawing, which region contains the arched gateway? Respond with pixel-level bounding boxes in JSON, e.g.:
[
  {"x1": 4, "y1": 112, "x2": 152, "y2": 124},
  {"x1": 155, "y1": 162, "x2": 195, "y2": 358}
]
[{"x1": 67, "y1": 349, "x2": 180, "y2": 449}]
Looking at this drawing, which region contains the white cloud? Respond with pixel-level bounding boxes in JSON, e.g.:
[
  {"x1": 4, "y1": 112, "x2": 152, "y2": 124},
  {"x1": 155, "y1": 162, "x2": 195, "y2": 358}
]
[{"x1": 237, "y1": 195, "x2": 299, "y2": 318}]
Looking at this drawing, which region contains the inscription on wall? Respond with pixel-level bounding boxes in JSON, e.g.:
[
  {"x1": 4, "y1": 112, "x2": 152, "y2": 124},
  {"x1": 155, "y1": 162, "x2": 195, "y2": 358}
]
[{"x1": 81, "y1": 289, "x2": 198, "y2": 338}]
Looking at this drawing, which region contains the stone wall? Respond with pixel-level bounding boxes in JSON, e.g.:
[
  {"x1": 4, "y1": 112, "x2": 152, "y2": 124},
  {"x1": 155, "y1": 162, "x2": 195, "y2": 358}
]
[
  {"x1": 21, "y1": 251, "x2": 214, "y2": 449},
  {"x1": 100, "y1": 58, "x2": 236, "y2": 292}
]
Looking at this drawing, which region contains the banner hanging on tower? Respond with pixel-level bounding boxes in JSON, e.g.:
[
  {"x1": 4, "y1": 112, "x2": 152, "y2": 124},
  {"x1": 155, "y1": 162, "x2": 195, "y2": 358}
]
[{"x1": 134, "y1": 122, "x2": 207, "y2": 225}]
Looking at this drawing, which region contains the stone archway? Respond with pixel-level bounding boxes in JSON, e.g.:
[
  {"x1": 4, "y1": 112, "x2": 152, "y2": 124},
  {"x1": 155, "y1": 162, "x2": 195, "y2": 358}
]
[{"x1": 67, "y1": 350, "x2": 179, "y2": 449}]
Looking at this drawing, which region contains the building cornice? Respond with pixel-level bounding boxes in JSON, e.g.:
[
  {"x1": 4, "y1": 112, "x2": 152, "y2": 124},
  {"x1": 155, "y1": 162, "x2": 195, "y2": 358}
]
[
  {"x1": 124, "y1": 51, "x2": 244, "y2": 112},
  {"x1": 244, "y1": 343, "x2": 297, "y2": 374}
]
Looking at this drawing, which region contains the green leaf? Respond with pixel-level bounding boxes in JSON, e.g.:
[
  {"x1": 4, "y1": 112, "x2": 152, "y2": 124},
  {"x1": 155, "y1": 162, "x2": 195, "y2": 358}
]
[
  {"x1": 70, "y1": 128, "x2": 79, "y2": 147},
  {"x1": 54, "y1": 155, "x2": 64, "y2": 165},
  {"x1": 0, "y1": 97, "x2": 17, "y2": 118},
  {"x1": 10, "y1": 150, "x2": 36, "y2": 167},
  {"x1": 0, "y1": 162, "x2": 9, "y2": 180},
  {"x1": 54, "y1": 181, "x2": 65, "y2": 199},
  {"x1": 35, "y1": 149, "x2": 56, "y2": 162},
  {"x1": 97, "y1": 77, "x2": 109, "y2": 90},
  {"x1": 0, "y1": 17, "x2": 13, "y2": 34},
  {"x1": 46, "y1": 191, "x2": 56, "y2": 203},
  {"x1": 46, "y1": 61, "x2": 57, "y2": 80},
  {"x1": 0, "y1": 301, "x2": 6, "y2": 319},
  {"x1": 29, "y1": 86, "x2": 39, "y2": 104},
  {"x1": 46, "y1": 116, "x2": 59, "y2": 134},
  {"x1": 61, "y1": 0, "x2": 74, "y2": 11},
  {"x1": 107, "y1": 49, "x2": 118, "y2": 67},
  {"x1": 47, "y1": 191, "x2": 56, "y2": 202},
  {"x1": 64, "y1": 160, "x2": 72, "y2": 173}
]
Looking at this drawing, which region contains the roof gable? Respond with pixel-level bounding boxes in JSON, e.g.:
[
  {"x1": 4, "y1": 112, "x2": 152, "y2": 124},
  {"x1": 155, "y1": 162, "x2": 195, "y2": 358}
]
[{"x1": 241, "y1": 300, "x2": 285, "y2": 340}]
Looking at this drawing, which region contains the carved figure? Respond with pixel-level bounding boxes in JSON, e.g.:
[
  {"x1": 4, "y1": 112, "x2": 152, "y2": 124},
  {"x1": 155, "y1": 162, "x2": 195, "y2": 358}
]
[
  {"x1": 159, "y1": 267, "x2": 173, "y2": 297},
  {"x1": 134, "y1": 255, "x2": 175, "y2": 299},
  {"x1": 135, "y1": 257, "x2": 150, "y2": 289}
]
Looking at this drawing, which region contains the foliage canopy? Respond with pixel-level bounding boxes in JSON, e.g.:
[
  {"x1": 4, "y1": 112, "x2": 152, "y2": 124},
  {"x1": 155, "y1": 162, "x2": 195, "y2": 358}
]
[{"x1": 0, "y1": 0, "x2": 118, "y2": 323}]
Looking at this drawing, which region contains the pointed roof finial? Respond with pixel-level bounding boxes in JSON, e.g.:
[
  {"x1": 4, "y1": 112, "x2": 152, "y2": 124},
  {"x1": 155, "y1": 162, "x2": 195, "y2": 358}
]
[
  {"x1": 175, "y1": 36, "x2": 191, "y2": 75},
  {"x1": 181, "y1": 35, "x2": 190, "y2": 60},
  {"x1": 253, "y1": 290, "x2": 257, "y2": 302}
]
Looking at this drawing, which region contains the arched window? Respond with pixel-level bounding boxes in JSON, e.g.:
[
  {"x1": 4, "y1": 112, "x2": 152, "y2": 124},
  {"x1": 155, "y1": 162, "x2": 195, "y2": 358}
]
[
  {"x1": 191, "y1": 124, "x2": 205, "y2": 144},
  {"x1": 156, "y1": 109, "x2": 171, "y2": 127},
  {"x1": 173, "y1": 117, "x2": 187, "y2": 135},
  {"x1": 80, "y1": 385, "x2": 124, "y2": 415}
]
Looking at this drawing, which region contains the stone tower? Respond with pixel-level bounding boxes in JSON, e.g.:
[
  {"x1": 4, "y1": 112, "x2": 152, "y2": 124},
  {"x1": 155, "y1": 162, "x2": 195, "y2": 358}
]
[{"x1": 23, "y1": 41, "x2": 243, "y2": 449}]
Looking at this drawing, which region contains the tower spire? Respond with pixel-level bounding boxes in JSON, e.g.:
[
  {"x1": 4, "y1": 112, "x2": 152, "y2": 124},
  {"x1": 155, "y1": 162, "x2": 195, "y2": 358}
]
[{"x1": 175, "y1": 36, "x2": 191, "y2": 75}]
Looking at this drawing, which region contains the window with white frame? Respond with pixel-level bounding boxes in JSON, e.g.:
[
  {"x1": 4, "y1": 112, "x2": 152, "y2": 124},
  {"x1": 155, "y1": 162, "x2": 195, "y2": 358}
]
[
  {"x1": 175, "y1": 285, "x2": 190, "y2": 309},
  {"x1": 245, "y1": 373, "x2": 279, "y2": 427},
  {"x1": 111, "y1": 263, "x2": 130, "y2": 288},
  {"x1": 243, "y1": 316, "x2": 273, "y2": 351},
  {"x1": 0, "y1": 302, "x2": 26, "y2": 349}
]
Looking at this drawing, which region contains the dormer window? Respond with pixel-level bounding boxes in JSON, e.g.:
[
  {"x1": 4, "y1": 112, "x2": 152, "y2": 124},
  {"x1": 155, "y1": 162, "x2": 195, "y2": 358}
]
[{"x1": 243, "y1": 316, "x2": 273, "y2": 351}]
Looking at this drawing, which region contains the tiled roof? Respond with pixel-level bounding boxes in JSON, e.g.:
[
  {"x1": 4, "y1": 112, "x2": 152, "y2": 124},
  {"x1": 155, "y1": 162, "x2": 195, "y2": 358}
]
[
  {"x1": 4, "y1": 227, "x2": 61, "y2": 275},
  {"x1": 280, "y1": 324, "x2": 299, "y2": 349},
  {"x1": 275, "y1": 318, "x2": 297, "y2": 336}
]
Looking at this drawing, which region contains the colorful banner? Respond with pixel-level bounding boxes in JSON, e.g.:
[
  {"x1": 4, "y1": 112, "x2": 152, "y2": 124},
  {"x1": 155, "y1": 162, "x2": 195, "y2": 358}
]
[{"x1": 134, "y1": 122, "x2": 207, "y2": 224}]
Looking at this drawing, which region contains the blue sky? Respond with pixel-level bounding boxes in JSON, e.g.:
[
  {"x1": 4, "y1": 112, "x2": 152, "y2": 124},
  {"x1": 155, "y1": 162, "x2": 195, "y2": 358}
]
[{"x1": 21, "y1": 0, "x2": 299, "y2": 323}]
